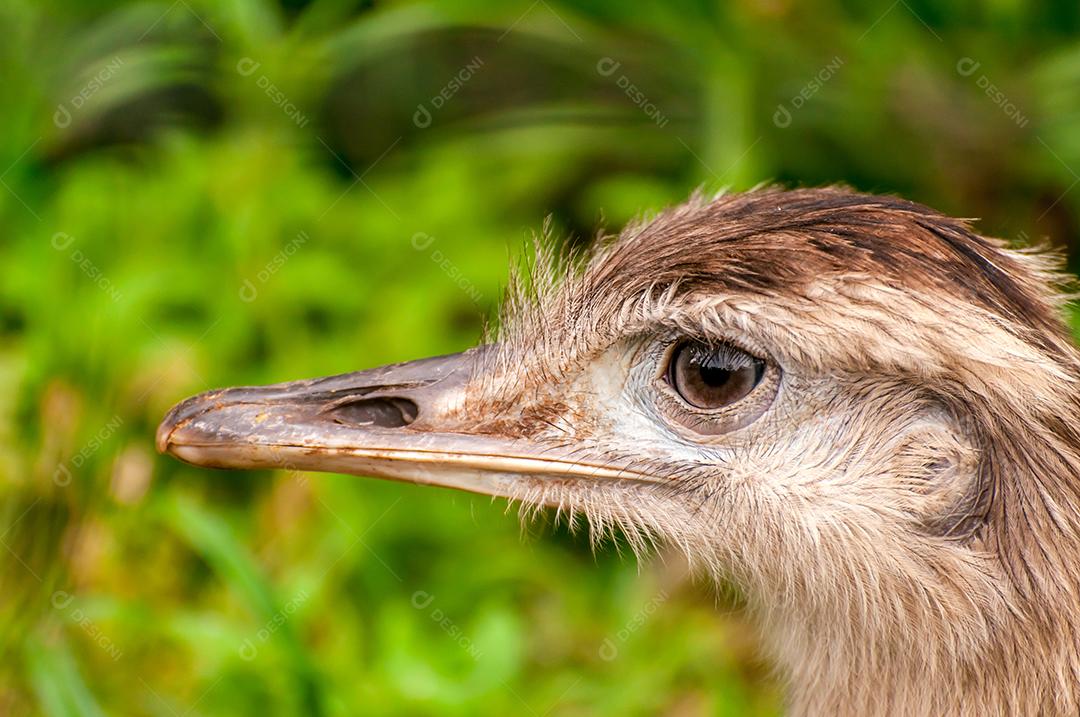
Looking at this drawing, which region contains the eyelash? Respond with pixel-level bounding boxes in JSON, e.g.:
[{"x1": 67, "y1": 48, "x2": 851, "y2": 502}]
[
  {"x1": 683, "y1": 342, "x2": 757, "y2": 371},
  {"x1": 654, "y1": 333, "x2": 757, "y2": 375}
]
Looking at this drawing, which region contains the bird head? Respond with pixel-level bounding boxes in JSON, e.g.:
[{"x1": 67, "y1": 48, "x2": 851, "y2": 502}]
[{"x1": 157, "y1": 187, "x2": 1080, "y2": 706}]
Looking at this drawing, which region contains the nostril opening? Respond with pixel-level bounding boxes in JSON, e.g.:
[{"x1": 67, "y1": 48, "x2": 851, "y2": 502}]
[{"x1": 326, "y1": 397, "x2": 418, "y2": 428}]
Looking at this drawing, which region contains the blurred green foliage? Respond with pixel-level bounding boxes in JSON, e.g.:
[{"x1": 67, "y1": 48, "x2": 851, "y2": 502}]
[{"x1": 2, "y1": 0, "x2": 1080, "y2": 714}]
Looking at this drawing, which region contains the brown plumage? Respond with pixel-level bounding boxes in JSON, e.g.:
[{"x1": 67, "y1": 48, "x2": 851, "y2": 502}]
[{"x1": 158, "y1": 186, "x2": 1080, "y2": 715}]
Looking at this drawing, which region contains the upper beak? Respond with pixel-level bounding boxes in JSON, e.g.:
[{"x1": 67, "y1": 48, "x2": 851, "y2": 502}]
[{"x1": 156, "y1": 346, "x2": 653, "y2": 497}]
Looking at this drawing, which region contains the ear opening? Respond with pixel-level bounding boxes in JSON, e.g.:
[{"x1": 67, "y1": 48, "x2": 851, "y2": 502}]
[
  {"x1": 924, "y1": 430, "x2": 994, "y2": 543},
  {"x1": 897, "y1": 412, "x2": 992, "y2": 542}
]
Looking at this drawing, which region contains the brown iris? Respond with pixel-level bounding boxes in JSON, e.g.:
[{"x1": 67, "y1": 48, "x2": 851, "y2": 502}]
[{"x1": 666, "y1": 341, "x2": 765, "y2": 410}]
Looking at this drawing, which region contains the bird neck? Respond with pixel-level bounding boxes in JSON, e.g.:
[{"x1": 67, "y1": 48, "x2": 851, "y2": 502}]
[{"x1": 759, "y1": 410, "x2": 1080, "y2": 716}]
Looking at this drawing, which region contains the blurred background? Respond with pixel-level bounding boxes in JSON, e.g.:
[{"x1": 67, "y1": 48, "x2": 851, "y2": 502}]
[{"x1": 3, "y1": 0, "x2": 1080, "y2": 714}]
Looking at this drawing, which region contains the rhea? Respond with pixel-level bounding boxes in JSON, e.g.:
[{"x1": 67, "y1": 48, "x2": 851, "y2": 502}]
[{"x1": 157, "y1": 187, "x2": 1080, "y2": 715}]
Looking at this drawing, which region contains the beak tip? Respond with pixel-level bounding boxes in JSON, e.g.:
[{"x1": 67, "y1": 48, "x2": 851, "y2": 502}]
[
  {"x1": 157, "y1": 391, "x2": 213, "y2": 455},
  {"x1": 155, "y1": 415, "x2": 177, "y2": 454},
  {"x1": 158, "y1": 383, "x2": 247, "y2": 457}
]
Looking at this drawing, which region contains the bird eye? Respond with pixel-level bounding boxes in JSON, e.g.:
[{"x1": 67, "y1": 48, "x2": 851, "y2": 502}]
[{"x1": 666, "y1": 341, "x2": 765, "y2": 410}]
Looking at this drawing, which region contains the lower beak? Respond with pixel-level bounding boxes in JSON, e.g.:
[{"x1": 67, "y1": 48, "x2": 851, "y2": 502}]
[{"x1": 156, "y1": 346, "x2": 651, "y2": 497}]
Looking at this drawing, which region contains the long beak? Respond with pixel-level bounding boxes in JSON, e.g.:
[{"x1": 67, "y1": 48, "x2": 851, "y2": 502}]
[{"x1": 156, "y1": 346, "x2": 652, "y2": 497}]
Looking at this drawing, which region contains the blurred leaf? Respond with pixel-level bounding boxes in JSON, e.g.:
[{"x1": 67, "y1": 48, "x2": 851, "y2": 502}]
[{"x1": 25, "y1": 634, "x2": 106, "y2": 717}]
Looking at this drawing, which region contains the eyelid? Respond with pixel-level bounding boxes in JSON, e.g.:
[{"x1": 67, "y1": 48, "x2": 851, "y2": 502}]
[
  {"x1": 689, "y1": 342, "x2": 758, "y2": 370},
  {"x1": 655, "y1": 364, "x2": 780, "y2": 436}
]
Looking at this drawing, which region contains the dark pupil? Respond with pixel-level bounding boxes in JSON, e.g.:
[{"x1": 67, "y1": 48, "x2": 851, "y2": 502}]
[
  {"x1": 670, "y1": 342, "x2": 763, "y2": 409},
  {"x1": 696, "y1": 357, "x2": 733, "y2": 389}
]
